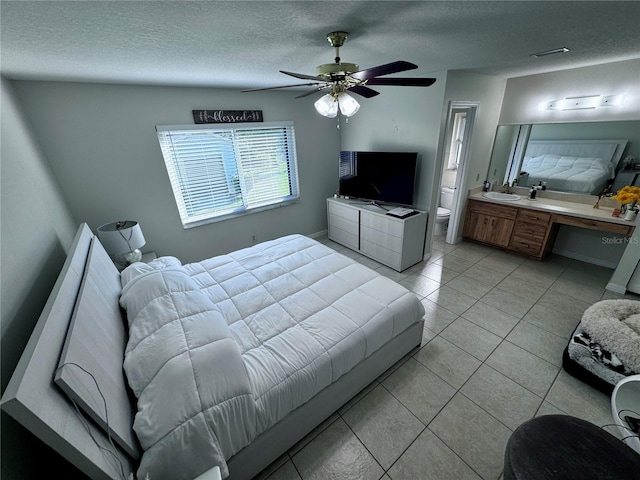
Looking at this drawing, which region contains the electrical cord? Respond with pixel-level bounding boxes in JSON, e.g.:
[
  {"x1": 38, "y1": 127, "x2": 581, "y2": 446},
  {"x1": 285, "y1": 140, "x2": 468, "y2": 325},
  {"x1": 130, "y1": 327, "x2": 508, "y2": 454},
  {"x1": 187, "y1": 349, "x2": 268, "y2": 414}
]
[{"x1": 54, "y1": 362, "x2": 132, "y2": 480}]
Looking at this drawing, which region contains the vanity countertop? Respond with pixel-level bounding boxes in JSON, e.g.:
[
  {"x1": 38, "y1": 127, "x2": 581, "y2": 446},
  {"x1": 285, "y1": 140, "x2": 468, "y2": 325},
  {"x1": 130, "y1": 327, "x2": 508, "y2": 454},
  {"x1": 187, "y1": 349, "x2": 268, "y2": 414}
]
[{"x1": 468, "y1": 190, "x2": 637, "y2": 228}]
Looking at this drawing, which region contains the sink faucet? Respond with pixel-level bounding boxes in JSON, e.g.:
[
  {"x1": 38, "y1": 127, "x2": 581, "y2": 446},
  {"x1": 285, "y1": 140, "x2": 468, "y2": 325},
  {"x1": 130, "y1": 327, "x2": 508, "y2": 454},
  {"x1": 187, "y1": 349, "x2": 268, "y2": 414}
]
[{"x1": 502, "y1": 180, "x2": 517, "y2": 194}]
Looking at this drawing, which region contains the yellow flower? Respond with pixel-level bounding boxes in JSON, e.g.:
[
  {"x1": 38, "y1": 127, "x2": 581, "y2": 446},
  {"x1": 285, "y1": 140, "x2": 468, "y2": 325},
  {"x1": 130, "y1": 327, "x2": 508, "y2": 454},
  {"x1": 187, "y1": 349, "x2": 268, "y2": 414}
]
[{"x1": 612, "y1": 185, "x2": 640, "y2": 205}]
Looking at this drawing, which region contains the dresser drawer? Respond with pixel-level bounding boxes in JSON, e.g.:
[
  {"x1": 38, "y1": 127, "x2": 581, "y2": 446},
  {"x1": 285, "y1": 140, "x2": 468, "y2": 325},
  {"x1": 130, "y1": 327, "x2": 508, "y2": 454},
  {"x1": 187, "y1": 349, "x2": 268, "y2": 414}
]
[
  {"x1": 328, "y1": 201, "x2": 359, "y2": 223},
  {"x1": 329, "y1": 213, "x2": 358, "y2": 235},
  {"x1": 360, "y1": 238, "x2": 402, "y2": 270},
  {"x1": 360, "y1": 225, "x2": 404, "y2": 253},
  {"x1": 360, "y1": 211, "x2": 404, "y2": 237},
  {"x1": 328, "y1": 224, "x2": 359, "y2": 250}
]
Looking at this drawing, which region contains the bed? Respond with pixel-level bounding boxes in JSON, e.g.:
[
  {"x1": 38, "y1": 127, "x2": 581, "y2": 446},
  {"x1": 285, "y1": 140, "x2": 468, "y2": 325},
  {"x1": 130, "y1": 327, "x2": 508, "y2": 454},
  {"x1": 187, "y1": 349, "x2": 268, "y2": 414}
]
[
  {"x1": 1, "y1": 223, "x2": 425, "y2": 480},
  {"x1": 519, "y1": 139, "x2": 628, "y2": 194}
]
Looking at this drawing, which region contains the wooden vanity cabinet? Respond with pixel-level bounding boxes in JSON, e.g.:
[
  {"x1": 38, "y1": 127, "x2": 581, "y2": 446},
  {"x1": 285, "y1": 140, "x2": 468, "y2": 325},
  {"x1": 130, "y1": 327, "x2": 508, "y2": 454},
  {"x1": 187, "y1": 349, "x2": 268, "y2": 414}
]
[
  {"x1": 464, "y1": 198, "x2": 635, "y2": 260},
  {"x1": 463, "y1": 200, "x2": 517, "y2": 247},
  {"x1": 463, "y1": 200, "x2": 554, "y2": 259}
]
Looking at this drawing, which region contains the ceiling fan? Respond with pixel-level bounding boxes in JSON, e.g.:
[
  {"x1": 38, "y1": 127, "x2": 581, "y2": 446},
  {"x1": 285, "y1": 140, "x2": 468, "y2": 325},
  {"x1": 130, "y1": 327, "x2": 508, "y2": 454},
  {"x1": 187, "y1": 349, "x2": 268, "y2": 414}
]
[{"x1": 242, "y1": 31, "x2": 436, "y2": 117}]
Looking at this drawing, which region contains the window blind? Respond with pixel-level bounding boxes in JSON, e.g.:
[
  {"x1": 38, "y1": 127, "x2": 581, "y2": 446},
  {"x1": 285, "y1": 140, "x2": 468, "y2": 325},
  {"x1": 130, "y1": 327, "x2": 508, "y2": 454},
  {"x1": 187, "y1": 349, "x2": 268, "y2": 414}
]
[{"x1": 156, "y1": 122, "x2": 299, "y2": 228}]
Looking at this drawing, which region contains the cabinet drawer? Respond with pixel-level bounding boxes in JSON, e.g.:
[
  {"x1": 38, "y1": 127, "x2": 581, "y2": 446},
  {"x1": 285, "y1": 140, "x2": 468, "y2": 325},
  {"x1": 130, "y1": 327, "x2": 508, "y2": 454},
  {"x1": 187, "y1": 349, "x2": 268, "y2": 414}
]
[
  {"x1": 512, "y1": 222, "x2": 548, "y2": 243},
  {"x1": 552, "y1": 214, "x2": 634, "y2": 235},
  {"x1": 517, "y1": 210, "x2": 551, "y2": 226},
  {"x1": 509, "y1": 235, "x2": 544, "y2": 257},
  {"x1": 467, "y1": 200, "x2": 518, "y2": 219}
]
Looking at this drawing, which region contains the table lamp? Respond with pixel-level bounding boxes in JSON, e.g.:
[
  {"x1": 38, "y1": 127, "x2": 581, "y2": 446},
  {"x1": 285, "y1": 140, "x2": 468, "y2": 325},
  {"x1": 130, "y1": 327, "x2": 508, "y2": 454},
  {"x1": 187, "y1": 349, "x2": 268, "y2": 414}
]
[{"x1": 97, "y1": 221, "x2": 146, "y2": 269}]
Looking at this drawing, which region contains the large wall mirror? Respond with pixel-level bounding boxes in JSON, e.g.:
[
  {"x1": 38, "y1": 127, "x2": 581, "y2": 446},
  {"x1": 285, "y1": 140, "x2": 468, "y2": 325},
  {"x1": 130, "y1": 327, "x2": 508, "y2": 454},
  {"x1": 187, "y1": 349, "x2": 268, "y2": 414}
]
[{"x1": 487, "y1": 120, "x2": 640, "y2": 195}]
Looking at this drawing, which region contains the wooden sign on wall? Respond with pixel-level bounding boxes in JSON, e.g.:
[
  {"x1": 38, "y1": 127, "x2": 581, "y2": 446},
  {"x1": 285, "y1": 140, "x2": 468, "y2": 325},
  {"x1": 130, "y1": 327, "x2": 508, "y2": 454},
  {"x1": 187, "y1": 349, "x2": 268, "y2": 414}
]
[{"x1": 193, "y1": 110, "x2": 263, "y2": 124}]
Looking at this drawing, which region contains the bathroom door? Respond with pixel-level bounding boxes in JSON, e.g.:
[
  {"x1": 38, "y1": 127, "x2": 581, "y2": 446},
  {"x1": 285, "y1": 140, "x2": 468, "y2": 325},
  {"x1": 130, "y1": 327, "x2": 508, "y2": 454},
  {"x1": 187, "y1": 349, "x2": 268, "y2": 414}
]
[{"x1": 445, "y1": 102, "x2": 478, "y2": 244}]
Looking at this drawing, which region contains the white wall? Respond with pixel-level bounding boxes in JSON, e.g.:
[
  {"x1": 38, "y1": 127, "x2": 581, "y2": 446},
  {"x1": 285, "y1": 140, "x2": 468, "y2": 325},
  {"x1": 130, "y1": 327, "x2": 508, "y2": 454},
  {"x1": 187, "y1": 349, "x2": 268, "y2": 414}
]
[
  {"x1": 11, "y1": 81, "x2": 341, "y2": 263},
  {"x1": 500, "y1": 59, "x2": 640, "y2": 125},
  {"x1": 339, "y1": 70, "x2": 448, "y2": 212},
  {"x1": 339, "y1": 70, "x2": 449, "y2": 257},
  {"x1": 438, "y1": 71, "x2": 507, "y2": 242},
  {"x1": 498, "y1": 59, "x2": 640, "y2": 267},
  {"x1": 338, "y1": 70, "x2": 507, "y2": 254},
  {"x1": 1, "y1": 78, "x2": 83, "y2": 478}
]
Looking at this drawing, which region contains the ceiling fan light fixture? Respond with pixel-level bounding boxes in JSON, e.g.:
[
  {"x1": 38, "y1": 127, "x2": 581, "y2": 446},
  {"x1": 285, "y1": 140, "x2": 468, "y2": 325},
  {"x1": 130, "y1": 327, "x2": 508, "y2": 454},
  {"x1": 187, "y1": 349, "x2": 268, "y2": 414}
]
[
  {"x1": 338, "y1": 92, "x2": 360, "y2": 117},
  {"x1": 314, "y1": 94, "x2": 339, "y2": 118}
]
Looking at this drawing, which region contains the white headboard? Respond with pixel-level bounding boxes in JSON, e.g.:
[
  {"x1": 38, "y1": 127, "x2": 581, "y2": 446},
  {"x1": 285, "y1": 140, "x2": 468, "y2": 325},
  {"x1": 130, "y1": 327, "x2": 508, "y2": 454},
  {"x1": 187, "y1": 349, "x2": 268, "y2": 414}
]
[
  {"x1": 524, "y1": 139, "x2": 628, "y2": 170},
  {"x1": 0, "y1": 224, "x2": 136, "y2": 479}
]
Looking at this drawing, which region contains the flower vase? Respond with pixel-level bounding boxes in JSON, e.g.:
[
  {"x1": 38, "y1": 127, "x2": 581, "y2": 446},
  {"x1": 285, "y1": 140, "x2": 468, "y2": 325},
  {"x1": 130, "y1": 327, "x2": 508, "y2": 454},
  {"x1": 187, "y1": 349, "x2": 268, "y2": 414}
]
[{"x1": 624, "y1": 208, "x2": 638, "y2": 221}]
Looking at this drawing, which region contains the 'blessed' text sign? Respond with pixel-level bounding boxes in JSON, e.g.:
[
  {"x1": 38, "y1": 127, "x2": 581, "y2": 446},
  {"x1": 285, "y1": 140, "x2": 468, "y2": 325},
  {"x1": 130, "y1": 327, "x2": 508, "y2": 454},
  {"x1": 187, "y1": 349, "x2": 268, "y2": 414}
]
[{"x1": 193, "y1": 110, "x2": 264, "y2": 124}]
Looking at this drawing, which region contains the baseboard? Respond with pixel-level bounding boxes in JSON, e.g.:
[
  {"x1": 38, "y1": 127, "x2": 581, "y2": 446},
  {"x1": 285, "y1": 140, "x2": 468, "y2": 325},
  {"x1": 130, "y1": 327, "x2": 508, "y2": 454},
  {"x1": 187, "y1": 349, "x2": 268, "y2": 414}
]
[
  {"x1": 605, "y1": 282, "x2": 627, "y2": 294},
  {"x1": 308, "y1": 229, "x2": 328, "y2": 239},
  {"x1": 551, "y1": 248, "x2": 618, "y2": 269}
]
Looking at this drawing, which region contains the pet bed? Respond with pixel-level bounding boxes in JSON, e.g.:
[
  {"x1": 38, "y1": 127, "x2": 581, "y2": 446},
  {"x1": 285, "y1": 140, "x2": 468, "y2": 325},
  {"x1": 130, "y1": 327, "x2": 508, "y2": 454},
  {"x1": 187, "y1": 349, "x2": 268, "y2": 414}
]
[{"x1": 563, "y1": 299, "x2": 640, "y2": 394}]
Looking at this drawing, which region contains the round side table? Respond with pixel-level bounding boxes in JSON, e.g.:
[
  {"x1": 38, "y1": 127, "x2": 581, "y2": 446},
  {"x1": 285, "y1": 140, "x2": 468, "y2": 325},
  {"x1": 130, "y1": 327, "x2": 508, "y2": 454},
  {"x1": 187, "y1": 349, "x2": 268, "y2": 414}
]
[{"x1": 504, "y1": 415, "x2": 640, "y2": 480}]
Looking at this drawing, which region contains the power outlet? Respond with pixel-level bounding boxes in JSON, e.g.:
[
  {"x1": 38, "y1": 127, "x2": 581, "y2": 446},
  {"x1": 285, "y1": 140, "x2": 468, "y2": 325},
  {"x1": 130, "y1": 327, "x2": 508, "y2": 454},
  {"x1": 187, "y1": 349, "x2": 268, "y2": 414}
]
[{"x1": 251, "y1": 234, "x2": 257, "y2": 243}]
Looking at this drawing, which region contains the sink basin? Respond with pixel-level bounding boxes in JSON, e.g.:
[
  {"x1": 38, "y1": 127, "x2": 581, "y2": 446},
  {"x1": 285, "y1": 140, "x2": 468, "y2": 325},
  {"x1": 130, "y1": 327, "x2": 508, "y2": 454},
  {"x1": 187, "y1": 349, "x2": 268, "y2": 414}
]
[{"x1": 483, "y1": 192, "x2": 521, "y2": 201}]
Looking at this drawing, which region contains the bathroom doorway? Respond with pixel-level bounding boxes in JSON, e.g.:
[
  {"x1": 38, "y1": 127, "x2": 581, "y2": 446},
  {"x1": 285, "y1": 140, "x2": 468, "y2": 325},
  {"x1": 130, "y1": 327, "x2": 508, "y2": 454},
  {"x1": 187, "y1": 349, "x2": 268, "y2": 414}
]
[{"x1": 439, "y1": 101, "x2": 478, "y2": 244}]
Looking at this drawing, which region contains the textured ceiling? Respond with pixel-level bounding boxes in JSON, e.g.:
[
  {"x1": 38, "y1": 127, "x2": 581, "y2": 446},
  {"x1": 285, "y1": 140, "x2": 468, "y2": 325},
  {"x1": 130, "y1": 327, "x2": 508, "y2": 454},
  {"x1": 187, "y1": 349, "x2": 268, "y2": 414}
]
[{"x1": 1, "y1": 1, "x2": 639, "y2": 90}]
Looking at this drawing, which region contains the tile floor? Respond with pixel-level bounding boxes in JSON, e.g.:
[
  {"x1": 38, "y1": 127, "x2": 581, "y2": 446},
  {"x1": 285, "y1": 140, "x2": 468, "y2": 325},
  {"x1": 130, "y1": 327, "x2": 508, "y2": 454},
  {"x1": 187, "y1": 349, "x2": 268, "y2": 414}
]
[{"x1": 254, "y1": 235, "x2": 639, "y2": 480}]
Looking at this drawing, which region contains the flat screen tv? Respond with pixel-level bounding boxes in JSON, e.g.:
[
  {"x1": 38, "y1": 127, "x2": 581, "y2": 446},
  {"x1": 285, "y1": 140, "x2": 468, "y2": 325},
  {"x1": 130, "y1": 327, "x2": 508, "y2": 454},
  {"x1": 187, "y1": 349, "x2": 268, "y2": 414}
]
[{"x1": 339, "y1": 151, "x2": 418, "y2": 206}]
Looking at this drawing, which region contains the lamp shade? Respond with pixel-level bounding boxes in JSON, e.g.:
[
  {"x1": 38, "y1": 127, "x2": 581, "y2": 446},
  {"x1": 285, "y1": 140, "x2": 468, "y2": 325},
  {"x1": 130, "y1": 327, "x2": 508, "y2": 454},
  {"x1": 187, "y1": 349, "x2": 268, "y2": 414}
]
[
  {"x1": 314, "y1": 94, "x2": 339, "y2": 118},
  {"x1": 338, "y1": 92, "x2": 360, "y2": 117},
  {"x1": 97, "y1": 221, "x2": 145, "y2": 256}
]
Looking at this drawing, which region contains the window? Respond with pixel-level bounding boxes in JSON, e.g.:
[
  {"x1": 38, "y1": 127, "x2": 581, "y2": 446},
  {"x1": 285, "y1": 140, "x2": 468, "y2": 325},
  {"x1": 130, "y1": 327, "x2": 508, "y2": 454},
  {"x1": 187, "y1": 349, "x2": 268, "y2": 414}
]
[
  {"x1": 446, "y1": 112, "x2": 466, "y2": 170},
  {"x1": 156, "y1": 122, "x2": 299, "y2": 228}
]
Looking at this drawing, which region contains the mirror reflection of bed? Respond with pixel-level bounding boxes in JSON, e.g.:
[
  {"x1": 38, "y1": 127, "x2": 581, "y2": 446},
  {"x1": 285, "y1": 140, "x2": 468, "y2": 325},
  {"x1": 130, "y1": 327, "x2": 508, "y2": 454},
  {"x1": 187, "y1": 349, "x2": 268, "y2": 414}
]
[
  {"x1": 519, "y1": 139, "x2": 626, "y2": 194},
  {"x1": 488, "y1": 121, "x2": 640, "y2": 195}
]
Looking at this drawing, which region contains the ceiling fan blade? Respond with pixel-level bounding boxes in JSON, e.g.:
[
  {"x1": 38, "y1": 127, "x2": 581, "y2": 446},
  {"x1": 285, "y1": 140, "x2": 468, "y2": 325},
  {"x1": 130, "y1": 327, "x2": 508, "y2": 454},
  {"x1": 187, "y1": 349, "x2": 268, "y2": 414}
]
[
  {"x1": 350, "y1": 61, "x2": 418, "y2": 81},
  {"x1": 366, "y1": 77, "x2": 437, "y2": 87},
  {"x1": 295, "y1": 85, "x2": 331, "y2": 99},
  {"x1": 280, "y1": 70, "x2": 327, "y2": 81},
  {"x1": 348, "y1": 85, "x2": 380, "y2": 98},
  {"x1": 241, "y1": 82, "x2": 324, "y2": 93}
]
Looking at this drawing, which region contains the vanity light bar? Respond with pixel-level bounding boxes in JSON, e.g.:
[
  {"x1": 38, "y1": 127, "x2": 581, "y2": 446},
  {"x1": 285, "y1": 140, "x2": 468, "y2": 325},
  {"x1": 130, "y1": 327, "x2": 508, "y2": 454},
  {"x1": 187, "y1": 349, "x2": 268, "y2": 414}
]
[
  {"x1": 541, "y1": 94, "x2": 625, "y2": 111},
  {"x1": 530, "y1": 47, "x2": 569, "y2": 58}
]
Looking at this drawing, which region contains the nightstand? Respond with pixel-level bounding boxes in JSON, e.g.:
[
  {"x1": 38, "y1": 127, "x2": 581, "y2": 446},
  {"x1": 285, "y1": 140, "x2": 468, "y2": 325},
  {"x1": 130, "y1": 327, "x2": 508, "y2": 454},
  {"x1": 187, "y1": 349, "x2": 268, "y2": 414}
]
[
  {"x1": 612, "y1": 170, "x2": 639, "y2": 193},
  {"x1": 141, "y1": 252, "x2": 157, "y2": 263}
]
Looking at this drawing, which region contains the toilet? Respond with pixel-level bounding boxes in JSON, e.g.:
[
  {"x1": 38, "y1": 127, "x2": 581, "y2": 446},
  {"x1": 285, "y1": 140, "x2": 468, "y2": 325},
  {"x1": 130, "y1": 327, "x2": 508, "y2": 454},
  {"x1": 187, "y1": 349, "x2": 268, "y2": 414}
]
[{"x1": 434, "y1": 187, "x2": 455, "y2": 236}]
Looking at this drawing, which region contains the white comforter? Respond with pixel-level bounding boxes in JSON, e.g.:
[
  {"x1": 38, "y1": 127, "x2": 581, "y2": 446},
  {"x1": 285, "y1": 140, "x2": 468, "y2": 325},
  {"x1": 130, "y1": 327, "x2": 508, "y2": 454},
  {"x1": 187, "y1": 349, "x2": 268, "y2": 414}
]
[
  {"x1": 120, "y1": 235, "x2": 424, "y2": 480},
  {"x1": 521, "y1": 154, "x2": 613, "y2": 194}
]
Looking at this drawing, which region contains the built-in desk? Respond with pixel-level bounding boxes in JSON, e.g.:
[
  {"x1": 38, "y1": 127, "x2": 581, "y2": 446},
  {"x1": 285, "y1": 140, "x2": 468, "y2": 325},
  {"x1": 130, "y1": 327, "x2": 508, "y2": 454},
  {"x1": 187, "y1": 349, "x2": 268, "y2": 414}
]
[{"x1": 463, "y1": 191, "x2": 636, "y2": 260}]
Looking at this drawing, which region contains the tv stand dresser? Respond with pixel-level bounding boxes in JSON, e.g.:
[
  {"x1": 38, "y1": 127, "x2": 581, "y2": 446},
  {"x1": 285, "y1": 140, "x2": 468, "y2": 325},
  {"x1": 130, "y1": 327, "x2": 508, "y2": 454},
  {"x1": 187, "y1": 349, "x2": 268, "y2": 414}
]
[{"x1": 327, "y1": 197, "x2": 428, "y2": 272}]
